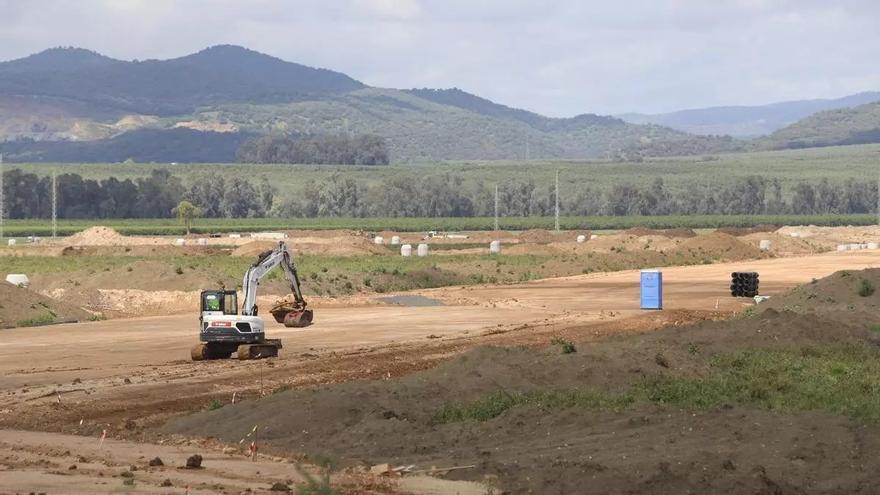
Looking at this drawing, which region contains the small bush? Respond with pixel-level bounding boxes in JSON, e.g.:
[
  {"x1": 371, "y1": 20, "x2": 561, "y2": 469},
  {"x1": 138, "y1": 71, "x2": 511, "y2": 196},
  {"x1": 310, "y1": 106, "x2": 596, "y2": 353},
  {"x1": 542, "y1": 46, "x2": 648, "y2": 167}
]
[
  {"x1": 16, "y1": 313, "x2": 55, "y2": 327},
  {"x1": 550, "y1": 336, "x2": 577, "y2": 354},
  {"x1": 858, "y1": 279, "x2": 875, "y2": 297},
  {"x1": 295, "y1": 463, "x2": 336, "y2": 495},
  {"x1": 175, "y1": 266, "x2": 184, "y2": 275},
  {"x1": 207, "y1": 399, "x2": 223, "y2": 411}
]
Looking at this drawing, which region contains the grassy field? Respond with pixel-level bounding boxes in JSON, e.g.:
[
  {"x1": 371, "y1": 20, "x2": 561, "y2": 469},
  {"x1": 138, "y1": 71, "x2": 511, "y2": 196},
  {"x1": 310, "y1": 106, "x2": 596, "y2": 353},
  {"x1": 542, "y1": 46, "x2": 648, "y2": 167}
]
[
  {"x1": 0, "y1": 239, "x2": 760, "y2": 297},
  {"x1": 436, "y1": 346, "x2": 880, "y2": 424},
  {"x1": 10, "y1": 143, "x2": 880, "y2": 200},
  {"x1": 1, "y1": 213, "x2": 876, "y2": 236}
]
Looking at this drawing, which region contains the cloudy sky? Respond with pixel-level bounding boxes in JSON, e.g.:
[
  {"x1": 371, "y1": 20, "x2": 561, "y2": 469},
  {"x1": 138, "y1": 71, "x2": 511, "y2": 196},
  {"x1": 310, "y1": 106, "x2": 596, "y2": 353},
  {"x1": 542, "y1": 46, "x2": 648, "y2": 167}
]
[{"x1": 0, "y1": 0, "x2": 878, "y2": 116}]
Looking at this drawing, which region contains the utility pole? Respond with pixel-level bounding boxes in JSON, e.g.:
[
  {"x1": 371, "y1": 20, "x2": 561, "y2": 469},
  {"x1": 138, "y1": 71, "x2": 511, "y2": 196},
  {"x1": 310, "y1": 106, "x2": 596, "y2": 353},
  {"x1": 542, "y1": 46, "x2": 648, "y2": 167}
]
[
  {"x1": 493, "y1": 184, "x2": 499, "y2": 231},
  {"x1": 554, "y1": 169, "x2": 560, "y2": 232},
  {"x1": 52, "y1": 171, "x2": 57, "y2": 239},
  {"x1": 495, "y1": 184, "x2": 498, "y2": 230}
]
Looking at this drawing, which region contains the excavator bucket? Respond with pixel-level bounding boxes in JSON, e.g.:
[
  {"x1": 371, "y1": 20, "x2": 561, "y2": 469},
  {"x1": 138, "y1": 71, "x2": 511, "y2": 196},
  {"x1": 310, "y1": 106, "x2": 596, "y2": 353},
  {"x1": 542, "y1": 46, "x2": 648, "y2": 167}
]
[{"x1": 283, "y1": 309, "x2": 314, "y2": 328}]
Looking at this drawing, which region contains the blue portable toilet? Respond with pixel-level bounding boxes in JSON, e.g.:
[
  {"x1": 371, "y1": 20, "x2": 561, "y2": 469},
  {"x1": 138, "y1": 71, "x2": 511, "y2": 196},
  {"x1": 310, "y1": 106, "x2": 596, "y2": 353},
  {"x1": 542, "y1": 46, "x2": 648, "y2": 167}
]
[{"x1": 640, "y1": 269, "x2": 663, "y2": 310}]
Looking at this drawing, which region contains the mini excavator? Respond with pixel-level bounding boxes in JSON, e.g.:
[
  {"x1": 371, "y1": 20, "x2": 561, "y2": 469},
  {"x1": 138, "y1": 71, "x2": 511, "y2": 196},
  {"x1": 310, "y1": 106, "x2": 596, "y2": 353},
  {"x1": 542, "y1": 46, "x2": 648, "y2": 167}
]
[{"x1": 191, "y1": 241, "x2": 313, "y2": 360}]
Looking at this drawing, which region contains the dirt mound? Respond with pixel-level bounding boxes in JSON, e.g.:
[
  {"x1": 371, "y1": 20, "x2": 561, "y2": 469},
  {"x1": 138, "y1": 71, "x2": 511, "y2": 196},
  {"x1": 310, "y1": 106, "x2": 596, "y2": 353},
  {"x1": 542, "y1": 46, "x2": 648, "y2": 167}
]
[
  {"x1": 518, "y1": 229, "x2": 555, "y2": 243},
  {"x1": 759, "y1": 268, "x2": 880, "y2": 316},
  {"x1": 35, "y1": 260, "x2": 232, "y2": 293},
  {"x1": 622, "y1": 227, "x2": 659, "y2": 237},
  {"x1": 504, "y1": 243, "x2": 568, "y2": 255},
  {"x1": 231, "y1": 241, "x2": 278, "y2": 257},
  {"x1": 716, "y1": 224, "x2": 779, "y2": 236},
  {"x1": 166, "y1": 286, "x2": 880, "y2": 493},
  {"x1": 65, "y1": 226, "x2": 127, "y2": 246},
  {"x1": 740, "y1": 232, "x2": 821, "y2": 255},
  {"x1": 235, "y1": 234, "x2": 387, "y2": 257},
  {"x1": 0, "y1": 282, "x2": 91, "y2": 328},
  {"x1": 678, "y1": 231, "x2": 764, "y2": 260},
  {"x1": 623, "y1": 227, "x2": 696, "y2": 238},
  {"x1": 662, "y1": 227, "x2": 697, "y2": 238}
]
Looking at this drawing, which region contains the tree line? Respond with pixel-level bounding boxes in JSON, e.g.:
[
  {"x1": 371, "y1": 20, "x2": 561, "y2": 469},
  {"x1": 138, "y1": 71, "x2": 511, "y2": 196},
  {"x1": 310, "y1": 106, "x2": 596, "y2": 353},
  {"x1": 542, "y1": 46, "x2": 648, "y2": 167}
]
[
  {"x1": 275, "y1": 174, "x2": 879, "y2": 218},
  {"x1": 236, "y1": 134, "x2": 390, "y2": 165},
  {"x1": 1, "y1": 168, "x2": 876, "y2": 220},
  {"x1": 1, "y1": 169, "x2": 273, "y2": 219}
]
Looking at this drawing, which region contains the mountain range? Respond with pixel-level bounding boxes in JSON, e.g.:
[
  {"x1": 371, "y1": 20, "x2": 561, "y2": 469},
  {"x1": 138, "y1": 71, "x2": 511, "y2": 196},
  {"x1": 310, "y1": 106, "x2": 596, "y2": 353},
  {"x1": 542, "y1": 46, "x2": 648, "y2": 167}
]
[
  {"x1": 619, "y1": 92, "x2": 880, "y2": 138},
  {"x1": 0, "y1": 45, "x2": 877, "y2": 163}
]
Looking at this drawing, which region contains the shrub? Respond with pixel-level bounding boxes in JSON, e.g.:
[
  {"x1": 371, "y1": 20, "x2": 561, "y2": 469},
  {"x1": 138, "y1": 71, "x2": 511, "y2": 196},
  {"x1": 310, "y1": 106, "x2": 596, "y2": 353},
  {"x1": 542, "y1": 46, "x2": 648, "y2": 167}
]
[
  {"x1": 859, "y1": 279, "x2": 875, "y2": 297},
  {"x1": 550, "y1": 336, "x2": 577, "y2": 354}
]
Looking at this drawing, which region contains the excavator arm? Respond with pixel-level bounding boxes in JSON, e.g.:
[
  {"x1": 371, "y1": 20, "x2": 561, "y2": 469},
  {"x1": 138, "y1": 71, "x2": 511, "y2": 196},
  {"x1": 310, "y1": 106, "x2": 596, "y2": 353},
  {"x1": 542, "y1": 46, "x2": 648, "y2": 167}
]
[{"x1": 241, "y1": 242, "x2": 312, "y2": 327}]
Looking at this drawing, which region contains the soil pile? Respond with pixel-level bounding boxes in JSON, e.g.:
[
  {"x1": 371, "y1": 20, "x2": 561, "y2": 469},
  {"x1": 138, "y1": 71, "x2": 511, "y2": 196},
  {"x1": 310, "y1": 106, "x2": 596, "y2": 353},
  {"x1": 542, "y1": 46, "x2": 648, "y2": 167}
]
[
  {"x1": 623, "y1": 227, "x2": 696, "y2": 238},
  {"x1": 716, "y1": 224, "x2": 779, "y2": 236},
  {"x1": 740, "y1": 232, "x2": 821, "y2": 255},
  {"x1": 33, "y1": 260, "x2": 235, "y2": 295},
  {"x1": 65, "y1": 226, "x2": 127, "y2": 246},
  {"x1": 235, "y1": 234, "x2": 387, "y2": 256},
  {"x1": 166, "y1": 269, "x2": 880, "y2": 493},
  {"x1": 759, "y1": 268, "x2": 880, "y2": 316},
  {"x1": 678, "y1": 231, "x2": 763, "y2": 260},
  {"x1": 0, "y1": 282, "x2": 91, "y2": 328},
  {"x1": 662, "y1": 227, "x2": 698, "y2": 238},
  {"x1": 518, "y1": 229, "x2": 556, "y2": 243},
  {"x1": 231, "y1": 241, "x2": 278, "y2": 257}
]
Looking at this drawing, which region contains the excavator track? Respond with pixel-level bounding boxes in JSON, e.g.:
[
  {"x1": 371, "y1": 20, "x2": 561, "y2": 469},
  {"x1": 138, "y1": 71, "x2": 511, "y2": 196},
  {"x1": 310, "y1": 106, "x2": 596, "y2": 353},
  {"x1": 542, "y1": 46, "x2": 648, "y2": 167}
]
[
  {"x1": 237, "y1": 340, "x2": 281, "y2": 360},
  {"x1": 190, "y1": 343, "x2": 236, "y2": 361}
]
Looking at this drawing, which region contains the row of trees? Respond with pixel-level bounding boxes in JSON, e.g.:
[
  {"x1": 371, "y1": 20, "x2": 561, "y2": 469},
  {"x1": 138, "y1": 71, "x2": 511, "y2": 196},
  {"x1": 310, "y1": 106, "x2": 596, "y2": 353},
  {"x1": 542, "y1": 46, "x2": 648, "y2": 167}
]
[
  {"x1": 1, "y1": 169, "x2": 274, "y2": 219},
  {"x1": 1, "y1": 168, "x2": 876, "y2": 219},
  {"x1": 236, "y1": 134, "x2": 390, "y2": 165},
  {"x1": 275, "y1": 174, "x2": 879, "y2": 218}
]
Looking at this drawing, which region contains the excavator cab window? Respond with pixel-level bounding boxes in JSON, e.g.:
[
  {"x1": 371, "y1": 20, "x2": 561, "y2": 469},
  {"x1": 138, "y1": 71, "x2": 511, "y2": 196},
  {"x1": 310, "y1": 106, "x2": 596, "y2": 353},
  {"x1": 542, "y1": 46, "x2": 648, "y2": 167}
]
[
  {"x1": 223, "y1": 292, "x2": 238, "y2": 315},
  {"x1": 201, "y1": 290, "x2": 238, "y2": 315}
]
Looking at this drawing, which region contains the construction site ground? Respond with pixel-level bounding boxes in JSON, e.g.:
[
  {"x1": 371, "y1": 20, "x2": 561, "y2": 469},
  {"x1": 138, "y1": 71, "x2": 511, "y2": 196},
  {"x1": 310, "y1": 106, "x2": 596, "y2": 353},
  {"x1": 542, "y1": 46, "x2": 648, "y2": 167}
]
[{"x1": 2, "y1": 226, "x2": 880, "y2": 493}]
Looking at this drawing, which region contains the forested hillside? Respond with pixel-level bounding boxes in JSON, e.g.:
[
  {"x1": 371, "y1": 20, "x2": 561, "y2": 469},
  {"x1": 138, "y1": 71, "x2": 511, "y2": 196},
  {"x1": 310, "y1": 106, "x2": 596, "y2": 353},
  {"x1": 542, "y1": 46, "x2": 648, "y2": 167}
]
[
  {"x1": 620, "y1": 92, "x2": 880, "y2": 137},
  {"x1": 0, "y1": 45, "x2": 364, "y2": 116},
  {"x1": 759, "y1": 101, "x2": 880, "y2": 150},
  {"x1": 0, "y1": 46, "x2": 738, "y2": 162}
]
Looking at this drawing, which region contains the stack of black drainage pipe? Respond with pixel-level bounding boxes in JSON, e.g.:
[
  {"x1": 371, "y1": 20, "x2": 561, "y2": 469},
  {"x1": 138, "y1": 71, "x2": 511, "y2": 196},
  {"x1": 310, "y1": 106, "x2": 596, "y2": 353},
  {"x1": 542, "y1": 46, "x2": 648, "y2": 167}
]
[{"x1": 730, "y1": 272, "x2": 759, "y2": 297}]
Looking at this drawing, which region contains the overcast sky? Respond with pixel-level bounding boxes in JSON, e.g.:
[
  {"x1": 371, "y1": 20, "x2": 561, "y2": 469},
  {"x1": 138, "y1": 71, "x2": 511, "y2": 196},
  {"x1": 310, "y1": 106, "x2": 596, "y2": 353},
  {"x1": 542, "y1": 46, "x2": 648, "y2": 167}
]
[{"x1": 1, "y1": 0, "x2": 878, "y2": 116}]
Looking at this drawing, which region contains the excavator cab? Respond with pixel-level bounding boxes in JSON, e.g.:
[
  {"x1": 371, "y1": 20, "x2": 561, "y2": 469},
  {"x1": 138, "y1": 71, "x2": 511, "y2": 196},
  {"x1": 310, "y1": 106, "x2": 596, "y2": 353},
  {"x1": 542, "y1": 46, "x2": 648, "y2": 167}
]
[{"x1": 200, "y1": 290, "x2": 237, "y2": 317}]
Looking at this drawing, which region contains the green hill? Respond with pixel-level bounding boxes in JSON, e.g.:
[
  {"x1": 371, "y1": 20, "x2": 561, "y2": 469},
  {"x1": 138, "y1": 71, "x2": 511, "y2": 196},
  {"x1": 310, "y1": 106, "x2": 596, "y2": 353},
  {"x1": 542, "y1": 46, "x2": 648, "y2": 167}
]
[
  {"x1": 0, "y1": 45, "x2": 364, "y2": 116},
  {"x1": 0, "y1": 45, "x2": 737, "y2": 162},
  {"x1": 759, "y1": 101, "x2": 880, "y2": 150},
  {"x1": 199, "y1": 88, "x2": 736, "y2": 162},
  {"x1": 619, "y1": 92, "x2": 880, "y2": 138}
]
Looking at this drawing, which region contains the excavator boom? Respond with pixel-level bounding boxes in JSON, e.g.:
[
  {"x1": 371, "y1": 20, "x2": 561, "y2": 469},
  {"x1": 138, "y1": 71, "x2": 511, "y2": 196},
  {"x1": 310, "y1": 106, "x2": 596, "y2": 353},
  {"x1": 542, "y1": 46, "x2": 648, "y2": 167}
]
[{"x1": 241, "y1": 242, "x2": 312, "y2": 327}]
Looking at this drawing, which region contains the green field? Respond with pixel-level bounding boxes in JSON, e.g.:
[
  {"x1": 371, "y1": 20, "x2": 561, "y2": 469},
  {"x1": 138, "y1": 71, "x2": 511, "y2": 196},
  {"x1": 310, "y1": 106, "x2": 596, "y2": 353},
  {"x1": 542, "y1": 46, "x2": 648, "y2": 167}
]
[
  {"x1": 1, "y1": 213, "x2": 876, "y2": 236},
  {"x1": 11, "y1": 143, "x2": 880, "y2": 200}
]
